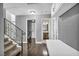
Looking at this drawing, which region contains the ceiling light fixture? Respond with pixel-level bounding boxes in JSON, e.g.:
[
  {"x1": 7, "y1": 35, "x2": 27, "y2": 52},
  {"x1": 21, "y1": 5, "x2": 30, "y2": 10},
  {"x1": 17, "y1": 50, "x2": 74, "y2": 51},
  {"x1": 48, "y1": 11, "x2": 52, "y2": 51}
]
[
  {"x1": 28, "y1": 9, "x2": 36, "y2": 15},
  {"x1": 30, "y1": 11, "x2": 36, "y2": 15}
]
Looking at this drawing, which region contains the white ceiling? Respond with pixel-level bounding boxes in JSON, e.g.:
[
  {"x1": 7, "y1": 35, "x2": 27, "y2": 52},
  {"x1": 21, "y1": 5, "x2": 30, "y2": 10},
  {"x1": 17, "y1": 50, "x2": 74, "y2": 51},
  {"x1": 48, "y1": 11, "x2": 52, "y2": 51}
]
[{"x1": 4, "y1": 3, "x2": 52, "y2": 15}]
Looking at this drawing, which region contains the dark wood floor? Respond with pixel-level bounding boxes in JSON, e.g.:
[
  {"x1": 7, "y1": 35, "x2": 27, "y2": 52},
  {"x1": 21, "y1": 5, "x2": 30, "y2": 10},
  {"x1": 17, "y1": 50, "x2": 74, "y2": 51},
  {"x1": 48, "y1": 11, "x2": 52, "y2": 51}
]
[{"x1": 23, "y1": 40, "x2": 49, "y2": 56}]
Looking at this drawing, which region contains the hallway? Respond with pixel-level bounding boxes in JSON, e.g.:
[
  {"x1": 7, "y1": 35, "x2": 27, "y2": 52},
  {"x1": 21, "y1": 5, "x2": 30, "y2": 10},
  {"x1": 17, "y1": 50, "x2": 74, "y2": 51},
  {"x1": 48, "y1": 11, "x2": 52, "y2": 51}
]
[
  {"x1": 0, "y1": 3, "x2": 79, "y2": 56},
  {"x1": 23, "y1": 39, "x2": 48, "y2": 56}
]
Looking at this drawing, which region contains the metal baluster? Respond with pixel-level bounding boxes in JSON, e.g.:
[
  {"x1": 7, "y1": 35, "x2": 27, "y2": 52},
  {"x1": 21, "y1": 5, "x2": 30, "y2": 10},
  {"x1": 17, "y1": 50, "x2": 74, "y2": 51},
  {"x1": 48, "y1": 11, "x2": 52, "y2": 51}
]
[{"x1": 4, "y1": 18, "x2": 26, "y2": 56}]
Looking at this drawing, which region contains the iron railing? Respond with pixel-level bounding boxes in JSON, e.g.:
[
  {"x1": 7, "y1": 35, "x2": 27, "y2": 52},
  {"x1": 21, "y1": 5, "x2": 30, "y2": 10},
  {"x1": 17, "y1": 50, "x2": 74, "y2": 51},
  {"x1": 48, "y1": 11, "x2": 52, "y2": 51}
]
[{"x1": 4, "y1": 18, "x2": 26, "y2": 56}]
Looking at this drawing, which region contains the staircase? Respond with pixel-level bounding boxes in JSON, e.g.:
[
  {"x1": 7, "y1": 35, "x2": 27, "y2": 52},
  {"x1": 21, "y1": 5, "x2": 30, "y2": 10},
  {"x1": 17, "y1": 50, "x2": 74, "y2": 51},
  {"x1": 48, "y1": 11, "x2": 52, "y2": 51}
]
[
  {"x1": 4, "y1": 18, "x2": 26, "y2": 56},
  {"x1": 4, "y1": 36, "x2": 21, "y2": 56}
]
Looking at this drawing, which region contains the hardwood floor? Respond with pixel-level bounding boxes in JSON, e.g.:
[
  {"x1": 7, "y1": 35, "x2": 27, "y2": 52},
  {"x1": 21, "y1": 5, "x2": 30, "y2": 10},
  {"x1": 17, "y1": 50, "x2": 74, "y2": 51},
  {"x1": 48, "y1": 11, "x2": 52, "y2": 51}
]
[{"x1": 23, "y1": 40, "x2": 49, "y2": 56}]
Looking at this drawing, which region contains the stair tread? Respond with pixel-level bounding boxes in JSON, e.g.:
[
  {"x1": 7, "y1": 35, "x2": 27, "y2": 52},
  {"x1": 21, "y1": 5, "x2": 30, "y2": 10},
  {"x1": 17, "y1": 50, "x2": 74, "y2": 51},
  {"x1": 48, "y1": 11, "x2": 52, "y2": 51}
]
[
  {"x1": 5, "y1": 47, "x2": 21, "y2": 56},
  {"x1": 4, "y1": 40, "x2": 12, "y2": 45},
  {"x1": 4, "y1": 41, "x2": 13, "y2": 49},
  {"x1": 4, "y1": 35, "x2": 22, "y2": 56},
  {"x1": 4, "y1": 44, "x2": 16, "y2": 53}
]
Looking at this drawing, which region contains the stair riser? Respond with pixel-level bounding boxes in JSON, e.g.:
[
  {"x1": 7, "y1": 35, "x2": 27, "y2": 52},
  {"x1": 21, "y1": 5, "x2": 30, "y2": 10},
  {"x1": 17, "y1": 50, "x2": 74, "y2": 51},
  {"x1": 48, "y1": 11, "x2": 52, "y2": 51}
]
[
  {"x1": 4, "y1": 38, "x2": 9, "y2": 42},
  {"x1": 4, "y1": 45, "x2": 16, "y2": 53},
  {"x1": 5, "y1": 47, "x2": 21, "y2": 56},
  {"x1": 4, "y1": 41, "x2": 13, "y2": 47},
  {"x1": 4, "y1": 36, "x2": 21, "y2": 56}
]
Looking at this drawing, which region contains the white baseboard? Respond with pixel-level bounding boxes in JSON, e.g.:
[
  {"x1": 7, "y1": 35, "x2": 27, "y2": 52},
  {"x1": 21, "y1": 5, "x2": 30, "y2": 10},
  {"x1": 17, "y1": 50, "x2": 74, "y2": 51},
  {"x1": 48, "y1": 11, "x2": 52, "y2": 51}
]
[
  {"x1": 36, "y1": 41, "x2": 42, "y2": 44},
  {"x1": 23, "y1": 42, "x2": 27, "y2": 43}
]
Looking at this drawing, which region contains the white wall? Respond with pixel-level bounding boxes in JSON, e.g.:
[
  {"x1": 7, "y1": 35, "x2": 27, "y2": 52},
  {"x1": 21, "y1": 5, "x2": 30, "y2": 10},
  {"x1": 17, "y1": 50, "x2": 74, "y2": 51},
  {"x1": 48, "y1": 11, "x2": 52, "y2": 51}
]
[
  {"x1": 6, "y1": 10, "x2": 16, "y2": 22},
  {"x1": 49, "y1": 17, "x2": 54, "y2": 39},
  {"x1": 49, "y1": 17, "x2": 58, "y2": 40},
  {"x1": 0, "y1": 3, "x2": 4, "y2": 56},
  {"x1": 53, "y1": 17, "x2": 58, "y2": 40},
  {"x1": 50, "y1": 3, "x2": 60, "y2": 40},
  {"x1": 6, "y1": 10, "x2": 12, "y2": 21},
  {"x1": 52, "y1": 3, "x2": 76, "y2": 17}
]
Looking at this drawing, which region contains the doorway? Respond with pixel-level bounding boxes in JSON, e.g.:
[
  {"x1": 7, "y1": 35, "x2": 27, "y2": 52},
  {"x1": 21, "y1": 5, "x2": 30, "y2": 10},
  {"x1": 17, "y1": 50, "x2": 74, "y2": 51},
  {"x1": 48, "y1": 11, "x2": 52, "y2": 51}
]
[
  {"x1": 27, "y1": 20, "x2": 32, "y2": 44},
  {"x1": 27, "y1": 20, "x2": 35, "y2": 47},
  {"x1": 43, "y1": 19, "x2": 49, "y2": 40}
]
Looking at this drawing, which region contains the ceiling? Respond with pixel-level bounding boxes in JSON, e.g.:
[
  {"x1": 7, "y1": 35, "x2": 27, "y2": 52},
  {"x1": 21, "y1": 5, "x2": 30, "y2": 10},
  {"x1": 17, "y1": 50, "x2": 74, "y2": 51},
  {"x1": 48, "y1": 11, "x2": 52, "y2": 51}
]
[{"x1": 4, "y1": 3, "x2": 52, "y2": 15}]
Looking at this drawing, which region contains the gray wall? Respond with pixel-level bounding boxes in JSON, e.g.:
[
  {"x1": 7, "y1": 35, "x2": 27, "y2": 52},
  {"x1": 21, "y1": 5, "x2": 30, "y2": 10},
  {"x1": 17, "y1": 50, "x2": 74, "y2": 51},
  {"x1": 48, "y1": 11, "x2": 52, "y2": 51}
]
[
  {"x1": 36, "y1": 16, "x2": 43, "y2": 42},
  {"x1": 16, "y1": 15, "x2": 26, "y2": 42},
  {"x1": 58, "y1": 4, "x2": 79, "y2": 51},
  {"x1": 15, "y1": 14, "x2": 50, "y2": 43},
  {"x1": 0, "y1": 3, "x2": 4, "y2": 56}
]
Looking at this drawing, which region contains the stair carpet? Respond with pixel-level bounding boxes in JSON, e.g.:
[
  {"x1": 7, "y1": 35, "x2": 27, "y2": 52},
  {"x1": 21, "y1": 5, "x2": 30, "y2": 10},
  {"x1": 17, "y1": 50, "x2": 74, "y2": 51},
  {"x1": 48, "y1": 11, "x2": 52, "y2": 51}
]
[{"x1": 4, "y1": 37, "x2": 21, "y2": 56}]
